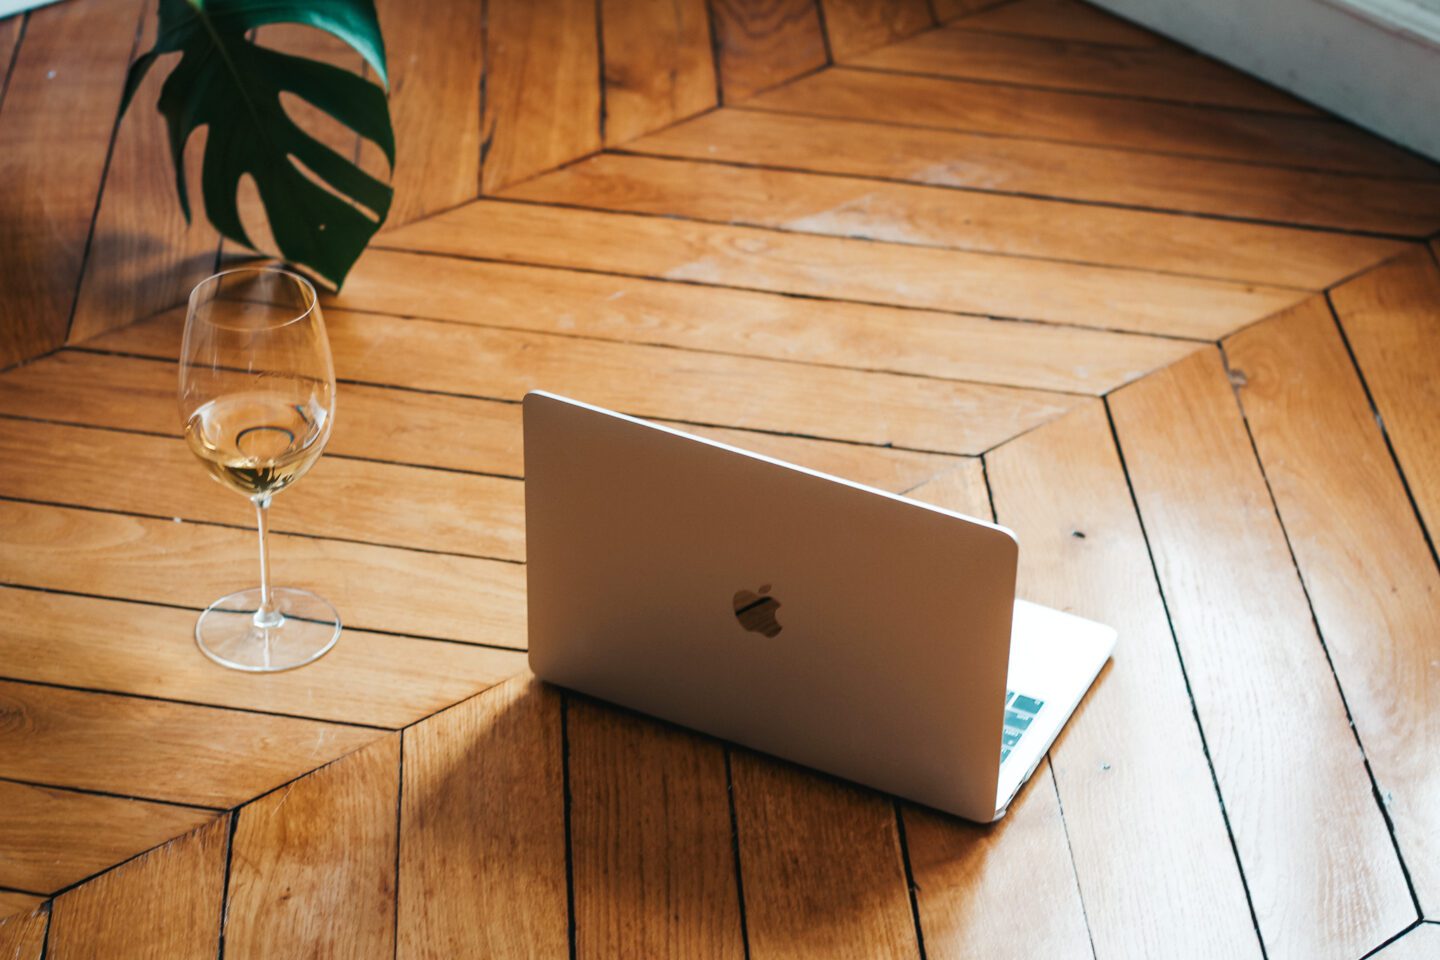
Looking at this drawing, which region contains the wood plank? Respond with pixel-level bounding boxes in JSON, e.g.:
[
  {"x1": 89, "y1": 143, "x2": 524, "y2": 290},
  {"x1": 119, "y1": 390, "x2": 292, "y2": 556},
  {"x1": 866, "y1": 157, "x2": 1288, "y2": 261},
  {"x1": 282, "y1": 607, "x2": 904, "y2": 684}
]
[
  {"x1": 398, "y1": 676, "x2": 569, "y2": 959},
  {"x1": 225, "y1": 736, "x2": 400, "y2": 960},
  {"x1": 931, "y1": 0, "x2": 1002, "y2": 19},
  {"x1": 373, "y1": 0, "x2": 482, "y2": 224},
  {"x1": 381, "y1": 199, "x2": 1304, "y2": 338},
  {"x1": 1224, "y1": 296, "x2": 1440, "y2": 914},
  {"x1": 0, "y1": 680, "x2": 381, "y2": 807},
  {"x1": 568, "y1": 699, "x2": 744, "y2": 959},
  {"x1": 986, "y1": 400, "x2": 1262, "y2": 957},
  {"x1": 883, "y1": 449, "x2": 1095, "y2": 958},
  {"x1": 710, "y1": 0, "x2": 828, "y2": 103},
  {"x1": 953, "y1": 0, "x2": 1166, "y2": 46},
  {"x1": 632, "y1": 108, "x2": 1440, "y2": 235},
  {"x1": 852, "y1": 26, "x2": 1316, "y2": 114},
  {"x1": 0, "y1": 416, "x2": 525, "y2": 561},
  {"x1": 506, "y1": 152, "x2": 1401, "y2": 288},
  {"x1": 66, "y1": 3, "x2": 217, "y2": 346},
  {"x1": 1, "y1": 349, "x2": 959, "y2": 496},
  {"x1": 47, "y1": 816, "x2": 227, "y2": 960},
  {"x1": 340, "y1": 247, "x2": 1199, "y2": 395},
  {"x1": 929, "y1": 0, "x2": 995, "y2": 24},
  {"x1": 0, "y1": 348, "x2": 527, "y2": 478},
  {"x1": 1373, "y1": 925, "x2": 1440, "y2": 959},
  {"x1": 1108, "y1": 348, "x2": 1415, "y2": 958},
  {"x1": 482, "y1": 0, "x2": 600, "y2": 193},
  {"x1": 0, "y1": 0, "x2": 146, "y2": 368},
  {"x1": 317, "y1": 308, "x2": 1073, "y2": 453},
  {"x1": 1329, "y1": 247, "x2": 1440, "y2": 544},
  {"x1": 0, "y1": 500, "x2": 526, "y2": 650},
  {"x1": 0, "y1": 588, "x2": 524, "y2": 728},
  {"x1": 82, "y1": 302, "x2": 1076, "y2": 456},
  {"x1": 599, "y1": 0, "x2": 716, "y2": 145},
  {"x1": 899, "y1": 456, "x2": 989, "y2": 507},
  {"x1": 822, "y1": 0, "x2": 932, "y2": 60},
  {"x1": 0, "y1": 905, "x2": 47, "y2": 960},
  {"x1": 747, "y1": 68, "x2": 1437, "y2": 179},
  {"x1": 0, "y1": 779, "x2": 215, "y2": 895},
  {"x1": 903, "y1": 768, "x2": 1092, "y2": 958},
  {"x1": 0, "y1": 15, "x2": 20, "y2": 88},
  {"x1": 730, "y1": 751, "x2": 918, "y2": 959},
  {"x1": 0, "y1": 893, "x2": 45, "y2": 921}
]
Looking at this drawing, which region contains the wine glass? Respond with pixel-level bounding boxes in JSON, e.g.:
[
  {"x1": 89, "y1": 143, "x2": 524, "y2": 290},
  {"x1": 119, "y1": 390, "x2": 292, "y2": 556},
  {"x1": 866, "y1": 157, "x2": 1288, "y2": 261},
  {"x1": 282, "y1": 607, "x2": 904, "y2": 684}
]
[{"x1": 179, "y1": 267, "x2": 341, "y2": 671}]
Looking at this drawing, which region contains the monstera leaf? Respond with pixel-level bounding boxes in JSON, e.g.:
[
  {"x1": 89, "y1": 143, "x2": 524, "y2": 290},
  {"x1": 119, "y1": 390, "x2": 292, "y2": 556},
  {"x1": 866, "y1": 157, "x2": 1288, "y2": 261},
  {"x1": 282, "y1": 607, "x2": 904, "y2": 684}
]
[{"x1": 122, "y1": 0, "x2": 395, "y2": 288}]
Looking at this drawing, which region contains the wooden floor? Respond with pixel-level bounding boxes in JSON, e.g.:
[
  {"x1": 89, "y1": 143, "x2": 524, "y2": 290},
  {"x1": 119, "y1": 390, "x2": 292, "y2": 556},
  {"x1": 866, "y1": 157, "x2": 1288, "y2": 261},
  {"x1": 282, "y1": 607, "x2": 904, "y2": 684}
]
[{"x1": 1, "y1": 0, "x2": 1438, "y2": 957}]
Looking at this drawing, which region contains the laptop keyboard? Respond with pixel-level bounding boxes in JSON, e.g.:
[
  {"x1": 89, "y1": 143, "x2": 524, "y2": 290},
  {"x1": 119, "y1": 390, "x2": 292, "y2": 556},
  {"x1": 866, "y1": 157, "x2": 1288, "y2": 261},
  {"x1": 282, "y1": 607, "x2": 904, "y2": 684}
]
[{"x1": 1000, "y1": 691, "x2": 1045, "y2": 765}]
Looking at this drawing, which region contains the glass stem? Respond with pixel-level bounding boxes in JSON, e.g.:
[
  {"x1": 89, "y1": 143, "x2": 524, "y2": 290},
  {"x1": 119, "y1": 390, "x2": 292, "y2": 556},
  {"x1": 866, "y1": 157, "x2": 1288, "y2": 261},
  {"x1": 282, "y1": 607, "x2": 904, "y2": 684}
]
[{"x1": 253, "y1": 495, "x2": 283, "y2": 629}]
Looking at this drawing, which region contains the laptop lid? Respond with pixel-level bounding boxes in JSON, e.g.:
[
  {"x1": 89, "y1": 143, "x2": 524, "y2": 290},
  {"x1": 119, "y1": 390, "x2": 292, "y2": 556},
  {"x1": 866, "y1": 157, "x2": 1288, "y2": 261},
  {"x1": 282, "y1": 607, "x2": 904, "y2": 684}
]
[{"x1": 523, "y1": 391, "x2": 1018, "y2": 820}]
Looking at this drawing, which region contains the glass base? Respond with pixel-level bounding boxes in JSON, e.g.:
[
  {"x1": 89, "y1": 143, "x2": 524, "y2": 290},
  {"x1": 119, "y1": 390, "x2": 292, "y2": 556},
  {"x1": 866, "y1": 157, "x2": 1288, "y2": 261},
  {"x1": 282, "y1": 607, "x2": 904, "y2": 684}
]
[{"x1": 196, "y1": 586, "x2": 341, "y2": 672}]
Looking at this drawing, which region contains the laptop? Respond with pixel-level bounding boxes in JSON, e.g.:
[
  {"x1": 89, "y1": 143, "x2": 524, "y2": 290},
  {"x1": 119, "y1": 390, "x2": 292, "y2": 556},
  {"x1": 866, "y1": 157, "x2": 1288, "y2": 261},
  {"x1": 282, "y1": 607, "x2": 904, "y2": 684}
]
[{"x1": 523, "y1": 391, "x2": 1116, "y2": 822}]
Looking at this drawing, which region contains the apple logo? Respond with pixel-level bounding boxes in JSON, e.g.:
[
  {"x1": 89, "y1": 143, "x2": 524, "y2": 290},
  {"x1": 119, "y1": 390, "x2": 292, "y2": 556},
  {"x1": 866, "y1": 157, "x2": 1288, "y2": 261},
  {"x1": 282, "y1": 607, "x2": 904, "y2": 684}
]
[{"x1": 733, "y1": 584, "x2": 783, "y2": 638}]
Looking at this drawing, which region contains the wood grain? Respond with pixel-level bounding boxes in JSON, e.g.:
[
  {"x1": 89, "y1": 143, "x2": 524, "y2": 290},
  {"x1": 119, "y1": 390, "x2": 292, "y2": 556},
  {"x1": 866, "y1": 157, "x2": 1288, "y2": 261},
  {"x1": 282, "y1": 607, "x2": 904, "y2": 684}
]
[
  {"x1": 1373, "y1": 924, "x2": 1440, "y2": 959},
  {"x1": 710, "y1": 0, "x2": 828, "y2": 102},
  {"x1": 904, "y1": 768, "x2": 1091, "y2": 958},
  {"x1": 748, "y1": 68, "x2": 1437, "y2": 179},
  {"x1": 0, "y1": 15, "x2": 20, "y2": 87},
  {"x1": 632, "y1": 109, "x2": 1440, "y2": 234},
  {"x1": 507, "y1": 152, "x2": 1401, "y2": 288},
  {"x1": 381, "y1": 199, "x2": 1304, "y2": 338},
  {"x1": 1329, "y1": 247, "x2": 1440, "y2": 544},
  {"x1": 900, "y1": 456, "x2": 988, "y2": 509},
  {"x1": 987, "y1": 400, "x2": 1262, "y2": 958},
  {"x1": 80, "y1": 300, "x2": 1075, "y2": 456},
  {"x1": 568, "y1": 699, "x2": 744, "y2": 959},
  {"x1": 600, "y1": 0, "x2": 716, "y2": 145},
  {"x1": 0, "y1": 500, "x2": 527, "y2": 649},
  {"x1": 373, "y1": 0, "x2": 482, "y2": 224},
  {"x1": 0, "y1": 893, "x2": 45, "y2": 921},
  {"x1": 1108, "y1": 349, "x2": 1416, "y2": 958},
  {"x1": 931, "y1": 0, "x2": 1001, "y2": 20},
  {"x1": 0, "y1": 779, "x2": 215, "y2": 895},
  {"x1": 729, "y1": 751, "x2": 918, "y2": 959},
  {"x1": 398, "y1": 676, "x2": 569, "y2": 959},
  {"x1": 67, "y1": 4, "x2": 218, "y2": 347},
  {"x1": 0, "y1": 905, "x2": 47, "y2": 960},
  {"x1": 822, "y1": 0, "x2": 932, "y2": 60},
  {"x1": 340, "y1": 246, "x2": 1198, "y2": 395},
  {"x1": 1225, "y1": 296, "x2": 1440, "y2": 914},
  {"x1": 3, "y1": 348, "x2": 959, "y2": 496},
  {"x1": 953, "y1": 0, "x2": 1166, "y2": 46},
  {"x1": 0, "y1": 0, "x2": 145, "y2": 369},
  {"x1": 47, "y1": 816, "x2": 227, "y2": 960},
  {"x1": 0, "y1": 347, "x2": 527, "y2": 478},
  {"x1": 0, "y1": 680, "x2": 380, "y2": 808},
  {"x1": 0, "y1": 588, "x2": 524, "y2": 728},
  {"x1": 853, "y1": 26, "x2": 1315, "y2": 113},
  {"x1": 225, "y1": 736, "x2": 400, "y2": 960},
  {"x1": 482, "y1": 0, "x2": 600, "y2": 193},
  {"x1": 0, "y1": 415, "x2": 525, "y2": 560}
]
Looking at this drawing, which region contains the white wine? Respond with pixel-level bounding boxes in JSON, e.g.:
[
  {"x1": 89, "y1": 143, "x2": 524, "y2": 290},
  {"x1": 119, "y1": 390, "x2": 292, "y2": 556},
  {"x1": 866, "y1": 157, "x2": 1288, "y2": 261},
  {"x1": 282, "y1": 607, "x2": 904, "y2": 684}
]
[{"x1": 185, "y1": 391, "x2": 330, "y2": 498}]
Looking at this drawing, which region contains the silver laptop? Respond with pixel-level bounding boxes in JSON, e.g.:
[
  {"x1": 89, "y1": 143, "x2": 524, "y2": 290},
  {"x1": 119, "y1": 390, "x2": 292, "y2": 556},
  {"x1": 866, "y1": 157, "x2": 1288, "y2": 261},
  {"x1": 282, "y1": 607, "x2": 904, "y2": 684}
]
[{"x1": 523, "y1": 391, "x2": 1116, "y2": 822}]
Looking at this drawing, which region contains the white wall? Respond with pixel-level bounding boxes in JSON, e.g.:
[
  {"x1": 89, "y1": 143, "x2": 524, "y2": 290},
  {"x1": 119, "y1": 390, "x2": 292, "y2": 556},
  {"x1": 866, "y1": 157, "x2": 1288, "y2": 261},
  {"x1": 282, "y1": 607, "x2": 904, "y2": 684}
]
[{"x1": 1089, "y1": 0, "x2": 1440, "y2": 163}]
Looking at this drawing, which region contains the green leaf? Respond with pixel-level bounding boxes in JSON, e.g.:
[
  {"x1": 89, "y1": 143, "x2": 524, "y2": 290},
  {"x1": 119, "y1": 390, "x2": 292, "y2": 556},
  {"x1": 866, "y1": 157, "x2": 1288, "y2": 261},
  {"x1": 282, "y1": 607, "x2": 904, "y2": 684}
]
[{"x1": 122, "y1": 0, "x2": 395, "y2": 288}]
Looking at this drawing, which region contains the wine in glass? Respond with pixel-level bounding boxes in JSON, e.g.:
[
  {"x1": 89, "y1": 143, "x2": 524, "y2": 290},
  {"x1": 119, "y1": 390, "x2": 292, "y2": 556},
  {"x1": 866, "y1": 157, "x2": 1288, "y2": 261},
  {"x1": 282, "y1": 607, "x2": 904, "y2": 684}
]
[{"x1": 179, "y1": 267, "x2": 341, "y2": 671}]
